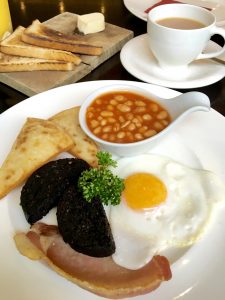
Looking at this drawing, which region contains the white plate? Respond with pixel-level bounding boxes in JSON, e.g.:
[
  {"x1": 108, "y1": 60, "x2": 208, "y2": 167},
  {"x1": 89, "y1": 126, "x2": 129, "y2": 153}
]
[
  {"x1": 120, "y1": 34, "x2": 225, "y2": 89},
  {"x1": 123, "y1": 0, "x2": 225, "y2": 25},
  {"x1": 0, "y1": 80, "x2": 225, "y2": 300}
]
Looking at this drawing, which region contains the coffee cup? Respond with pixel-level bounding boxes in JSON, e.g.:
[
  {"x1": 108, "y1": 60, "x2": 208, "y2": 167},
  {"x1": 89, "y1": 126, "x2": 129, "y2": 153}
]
[{"x1": 147, "y1": 4, "x2": 225, "y2": 73}]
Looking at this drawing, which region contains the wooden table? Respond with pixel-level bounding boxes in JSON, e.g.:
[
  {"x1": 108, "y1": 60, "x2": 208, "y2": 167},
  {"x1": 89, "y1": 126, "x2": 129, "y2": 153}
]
[{"x1": 1, "y1": 0, "x2": 225, "y2": 116}]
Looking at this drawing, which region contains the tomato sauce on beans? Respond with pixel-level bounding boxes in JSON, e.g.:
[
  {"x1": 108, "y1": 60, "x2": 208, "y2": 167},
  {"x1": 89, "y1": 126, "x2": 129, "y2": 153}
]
[{"x1": 86, "y1": 91, "x2": 171, "y2": 143}]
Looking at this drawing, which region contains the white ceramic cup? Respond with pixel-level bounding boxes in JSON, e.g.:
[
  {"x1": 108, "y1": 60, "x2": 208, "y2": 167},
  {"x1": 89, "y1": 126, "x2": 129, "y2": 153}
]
[{"x1": 147, "y1": 4, "x2": 225, "y2": 73}]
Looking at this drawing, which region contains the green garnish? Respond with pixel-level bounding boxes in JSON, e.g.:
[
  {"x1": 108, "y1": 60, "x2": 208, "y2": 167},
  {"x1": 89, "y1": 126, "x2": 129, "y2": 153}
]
[{"x1": 78, "y1": 151, "x2": 124, "y2": 205}]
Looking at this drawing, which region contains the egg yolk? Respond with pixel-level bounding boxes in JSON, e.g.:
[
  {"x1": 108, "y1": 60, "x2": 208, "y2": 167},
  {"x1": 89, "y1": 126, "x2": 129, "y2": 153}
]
[{"x1": 124, "y1": 173, "x2": 167, "y2": 210}]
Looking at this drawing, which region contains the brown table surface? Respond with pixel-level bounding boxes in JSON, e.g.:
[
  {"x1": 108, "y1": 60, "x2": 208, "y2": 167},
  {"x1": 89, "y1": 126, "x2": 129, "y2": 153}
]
[{"x1": 0, "y1": 0, "x2": 225, "y2": 116}]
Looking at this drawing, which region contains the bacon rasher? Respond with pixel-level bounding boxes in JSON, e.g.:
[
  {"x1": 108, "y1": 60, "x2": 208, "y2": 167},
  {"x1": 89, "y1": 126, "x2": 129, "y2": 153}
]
[{"x1": 14, "y1": 222, "x2": 172, "y2": 299}]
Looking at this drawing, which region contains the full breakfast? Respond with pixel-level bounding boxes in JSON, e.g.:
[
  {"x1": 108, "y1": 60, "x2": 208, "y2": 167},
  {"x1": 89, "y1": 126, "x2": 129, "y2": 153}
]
[
  {"x1": 1, "y1": 86, "x2": 225, "y2": 299},
  {"x1": 0, "y1": 12, "x2": 105, "y2": 72}
]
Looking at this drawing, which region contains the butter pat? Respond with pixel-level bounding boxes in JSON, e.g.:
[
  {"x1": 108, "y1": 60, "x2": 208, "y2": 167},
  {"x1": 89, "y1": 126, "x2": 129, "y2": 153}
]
[{"x1": 77, "y1": 13, "x2": 105, "y2": 35}]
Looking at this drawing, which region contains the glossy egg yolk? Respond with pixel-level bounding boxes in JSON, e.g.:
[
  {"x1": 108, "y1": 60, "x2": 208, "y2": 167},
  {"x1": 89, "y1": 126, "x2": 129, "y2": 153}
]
[{"x1": 124, "y1": 173, "x2": 167, "y2": 210}]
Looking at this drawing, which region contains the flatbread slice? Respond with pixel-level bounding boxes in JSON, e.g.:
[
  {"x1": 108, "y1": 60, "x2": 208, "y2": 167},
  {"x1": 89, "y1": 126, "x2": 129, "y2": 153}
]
[
  {"x1": 49, "y1": 107, "x2": 98, "y2": 167},
  {"x1": 0, "y1": 117, "x2": 73, "y2": 199}
]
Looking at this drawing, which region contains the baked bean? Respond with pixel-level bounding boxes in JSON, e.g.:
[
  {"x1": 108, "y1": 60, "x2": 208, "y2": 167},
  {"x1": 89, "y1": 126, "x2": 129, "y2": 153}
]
[
  {"x1": 96, "y1": 98, "x2": 102, "y2": 105},
  {"x1": 100, "y1": 119, "x2": 107, "y2": 126},
  {"x1": 128, "y1": 123, "x2": 136, "y2": 131},
  {"x1": 117, "y1": 132, "x2": 126, "y2": 139},
  {"x1": 139, "y1": 126, "x2": 148, "y2": 133},
  {"x1": 150, "y1": 103, "x2": 159, "y2": 112},
  {"x1": 108, "y1": 117, "x2": 116, "y2": 123},
  {"x1": 133, "y1": 118, "x2": 139, "y2": 124},
  {"x1": 90, "y1": 120, "x2": 99, "y2": 128},
  {"x1": 157, "y1": 111, "x2": 168, "y2": 120},
  {"x1": 93, "y1": 127, "x2": 101, "y2": 135},
  {"x1": 100, "y1": 111, "x2": 113, "y2": 117},
  {"x1": 133, "y1": 118, "x2": 142, "y2": 127},
  {"x1": 114, "y1": 95, "x2": 125, "y2": 101},
  {"x1": 110, "y1": 99, "x2": 118, "y2": 105},
  {"x1": 102, "y1": 125, "x2": 112, "y2": 133},
  {"x1": 133, "y1": 107, "x2": 146, "y2": 113},
  {"x1": 119, "y1": 115, "x2": 125, "y2": 123},
  {"x1": 134, "y1": 133, "x2": 143, "y2": 140},
  {"x1": 87, "y1": 112, "x2": 94, "y2": 119},
  {"x1": 154, "y1": 121, "x2": 164, "y2": 130},
  {"x1": 135, "y1": 100, "x2": 146, "y2": 107},
  {"x1": 125, "y1": 100, "x2": 133, "y2": 106},
  {"x1": 161, "y1": 119, "x2": 169, "y2": 126},
  {"x1": 117, "y1": 104, "x2": 131, "y2": 112},
  {"x1": 143, "y1": 114, "x2": 152, "y2": 121},
  {"x1": 144, "y1": 129, "x2": 157, "y2": 137},
  {"x1": 86, "y1": 91, "x2": 171, "y2": 143}
]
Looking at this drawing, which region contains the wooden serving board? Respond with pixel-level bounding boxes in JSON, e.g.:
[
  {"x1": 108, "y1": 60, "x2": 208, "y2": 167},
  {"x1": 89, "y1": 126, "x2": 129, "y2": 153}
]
[{"x1": 0, "y1": 12, "x2": 133, "y2": 96}]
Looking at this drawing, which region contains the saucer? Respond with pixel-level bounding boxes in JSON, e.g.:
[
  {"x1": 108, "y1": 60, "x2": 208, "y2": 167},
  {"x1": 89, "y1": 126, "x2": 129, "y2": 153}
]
[
  {"x1": 120, "y1": 34, "x2": 225, "y2": 89},
  {"x1": 123, "y1": 0, "x2": 225, "y2": 26}
]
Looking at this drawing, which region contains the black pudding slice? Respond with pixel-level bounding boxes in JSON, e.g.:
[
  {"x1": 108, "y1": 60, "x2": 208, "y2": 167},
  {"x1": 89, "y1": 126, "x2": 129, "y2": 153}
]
[
  {"x1": 20, "y1": 158, "x2": 90, "y2": 224},
  {"x1": 57, "y1": 185, "x2": 115, "y2": 257}
]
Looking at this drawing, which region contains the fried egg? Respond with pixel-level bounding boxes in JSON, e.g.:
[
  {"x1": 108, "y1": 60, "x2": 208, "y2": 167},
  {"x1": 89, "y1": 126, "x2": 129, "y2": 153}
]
[{"x1": 109, "y1": 154, "x2": 225, "y2": 270}]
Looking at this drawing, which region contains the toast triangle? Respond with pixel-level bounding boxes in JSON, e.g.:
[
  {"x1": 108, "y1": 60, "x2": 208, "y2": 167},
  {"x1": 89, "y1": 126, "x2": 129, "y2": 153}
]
[
  {"x1": 0, "y1": 52, "x2": 75, "y2": 72},
  {"x1": 22, "y1": 20, "x2": 103, "y2": 56},
  {"x1": 0, "y1": 26, "x2": 81, "y2": 65}
]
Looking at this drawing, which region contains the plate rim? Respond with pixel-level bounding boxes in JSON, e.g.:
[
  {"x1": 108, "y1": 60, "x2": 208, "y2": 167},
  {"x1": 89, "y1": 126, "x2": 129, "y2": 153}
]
[{"x1": 1, "y1": 80, "x2": 225, "y2": 300}]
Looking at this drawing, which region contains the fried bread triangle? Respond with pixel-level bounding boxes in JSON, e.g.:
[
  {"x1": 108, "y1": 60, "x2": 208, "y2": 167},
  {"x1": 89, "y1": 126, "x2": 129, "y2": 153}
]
[
  {"x1": 49, "y1": 106, "x2": 98, "y2": 167},
  {"x1": 0, "y1": 117, "x2": 73, "y2": 199}
]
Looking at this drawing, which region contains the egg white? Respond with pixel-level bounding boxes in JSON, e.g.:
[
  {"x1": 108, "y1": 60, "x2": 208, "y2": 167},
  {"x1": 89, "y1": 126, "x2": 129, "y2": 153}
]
[{"x1": 109, "y1": 154, "x2": 225, "y2": 270}]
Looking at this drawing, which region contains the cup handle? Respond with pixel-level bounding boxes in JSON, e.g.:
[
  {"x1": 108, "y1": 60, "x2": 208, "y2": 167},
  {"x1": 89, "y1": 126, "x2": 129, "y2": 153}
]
[{"x1": 196, "y1": 27, "x2": 225, "y2": 60}]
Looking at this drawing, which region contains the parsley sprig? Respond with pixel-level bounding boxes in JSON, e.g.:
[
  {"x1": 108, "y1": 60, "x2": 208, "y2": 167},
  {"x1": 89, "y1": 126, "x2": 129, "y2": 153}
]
[{"x1": 78, "y1": 151, "x2": 124, "y2": 205}]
